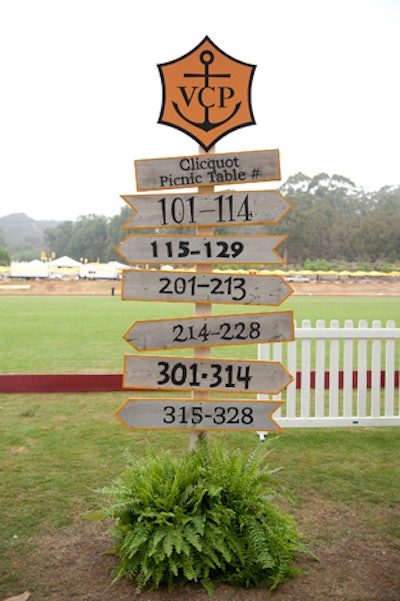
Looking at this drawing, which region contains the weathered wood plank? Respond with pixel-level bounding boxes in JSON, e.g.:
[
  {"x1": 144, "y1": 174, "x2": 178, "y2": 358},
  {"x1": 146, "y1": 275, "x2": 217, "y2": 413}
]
[
  {"x1": 121, "y1": 190, "x2": 291, "y2": 229},
  {"x1": 116, "y1": 234, "x2": 285, "y2": 265},
  {"x1": 134, "y1": 149, "x2": 281, "y2": 191},
  {"x1": 121, "y1": 269, "x2": 293, "y2": 305},
  {"x1": 115, "y1": 398, "x2": 284, "y2": 432},
  {"x1": 123, "y1": 355, "x2": 293, "y2": 394},
  {"x1": 124, "y1": 311, "x2": 294, "y2": 351}
]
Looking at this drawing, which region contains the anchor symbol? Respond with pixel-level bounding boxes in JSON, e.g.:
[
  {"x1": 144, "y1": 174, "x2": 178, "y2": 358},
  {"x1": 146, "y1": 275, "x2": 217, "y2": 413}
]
[{"x1": 173, "y1": 50, "x2": 241, "y2": 132}]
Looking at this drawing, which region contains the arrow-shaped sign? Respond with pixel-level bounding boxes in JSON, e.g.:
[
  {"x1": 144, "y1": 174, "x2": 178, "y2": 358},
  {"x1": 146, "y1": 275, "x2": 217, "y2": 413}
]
[
  {"x1": 115, "y1": 398, "x2": 284, "y2": 432},
  {"x1": 121, "y1": 190, "x2": 291, "y2": 230},
  {"x1": 121, "y1": 269, "x2": 293, "y2": 305},
  {"x1": 134, "y1": 149, "x2": 281, "y2": 191},
  {"x1": 123, "y1": 311, "x2": 294, "y2": 351},
  {"x1": 123, "y1": 355, "x2": 293, "y2": 394},
  {"x1": 116, "y1": 234, "x2": 286, "y2": 265}
]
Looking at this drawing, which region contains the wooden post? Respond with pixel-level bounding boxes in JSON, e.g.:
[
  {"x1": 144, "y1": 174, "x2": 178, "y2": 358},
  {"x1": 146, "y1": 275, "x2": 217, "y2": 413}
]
[{"x1": 190, "y1": 145, "x2": 215, "y2": 450}]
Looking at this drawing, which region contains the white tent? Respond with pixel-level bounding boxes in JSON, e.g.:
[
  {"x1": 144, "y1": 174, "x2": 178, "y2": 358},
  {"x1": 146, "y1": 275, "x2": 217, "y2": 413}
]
[
  {"x1": 108, "y1": 260, "x2": 128, "y2": 269},
  {"x1": 10, "y1": 260, "x2": 48, "y2": 278},
  {"x1": 48, "y1": 255, "x2": 82, "y2": 267}
]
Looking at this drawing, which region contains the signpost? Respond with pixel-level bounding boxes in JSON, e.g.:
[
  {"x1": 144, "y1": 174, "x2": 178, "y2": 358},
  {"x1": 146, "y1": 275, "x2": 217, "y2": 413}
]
[
  {"x1": 121, "y1": 269, "x2": 293, "y2": 305},
  {"x1": 135, "y1": 150, "x2": 280, "y2": 191},
  {"x1": 123, "y1": 311, "x2": 294, "y2": 352},
  {"x1": 115, "y1": 399, "x2": 284, "y2": 432},
  {"x1": 123, "y1": 355, "x2": 293, "y2": 394},
  {"x1": 121, "y1": 190, "x2": 292, "y2": 230},
  {"x1": 116, "y1": 234, "x2": 285, "y2": 265},
  {"x1": 115, "y1": 38, "x2": 295, "y2": 437}
]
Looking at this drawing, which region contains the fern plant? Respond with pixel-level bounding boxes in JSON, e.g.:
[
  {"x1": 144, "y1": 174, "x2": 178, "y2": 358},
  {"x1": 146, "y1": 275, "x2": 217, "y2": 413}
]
[{"x1": 97, "y1": 438, "x2": 311, "y2": 595}]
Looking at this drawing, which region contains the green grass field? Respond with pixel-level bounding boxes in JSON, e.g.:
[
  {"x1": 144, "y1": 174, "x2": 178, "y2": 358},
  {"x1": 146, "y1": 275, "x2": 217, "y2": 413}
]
[
  {"x1": 0, "y1": 295, "x2": 399, "y2": 599},
  {"x1": 1, "y1": 295, "x2": 398, "y2": 373}
]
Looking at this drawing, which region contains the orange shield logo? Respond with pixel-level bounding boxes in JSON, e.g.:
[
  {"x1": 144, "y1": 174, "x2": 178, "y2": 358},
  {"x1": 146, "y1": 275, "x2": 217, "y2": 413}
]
[{"x1": 158, "y1": 36, "x2": 256, "y2": 151}]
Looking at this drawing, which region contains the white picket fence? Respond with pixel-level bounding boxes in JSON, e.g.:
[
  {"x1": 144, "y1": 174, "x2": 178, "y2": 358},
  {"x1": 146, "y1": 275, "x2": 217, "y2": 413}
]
[{"x1": 257, "y1": 319, "x2": 400, "y2": 431}]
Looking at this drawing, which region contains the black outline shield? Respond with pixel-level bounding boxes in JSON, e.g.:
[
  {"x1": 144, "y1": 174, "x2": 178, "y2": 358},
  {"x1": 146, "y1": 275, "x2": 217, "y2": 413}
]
[{"x1": 158, "y1": 36, "x2": 256, "y2": 151}]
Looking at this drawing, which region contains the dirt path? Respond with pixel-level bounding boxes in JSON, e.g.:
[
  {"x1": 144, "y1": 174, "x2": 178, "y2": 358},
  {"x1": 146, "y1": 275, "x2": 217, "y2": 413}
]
[{"x1": 1, "y1": 277, "x2": 399, "y2": 296}]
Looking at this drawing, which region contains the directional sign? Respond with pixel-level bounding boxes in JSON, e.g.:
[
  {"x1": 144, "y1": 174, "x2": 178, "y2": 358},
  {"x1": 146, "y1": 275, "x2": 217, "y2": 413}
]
[
  {"x1": 122, "y1": 269, "x2": 293, "y2": 305},
  {"x1": 124, "y1": 311, "x2": 294, "y2": 351},
  {"x1": 123, "y1": 355, "x2": 293, "y2": 394},
  {"x1": 121, "y1": 190, "x2": 292, "y2": 230},
  {"x1": 134, "y1": 149, "x2": 280, "y2": 191},
  {"x1": 116, "y1": 234, "x2": 286, "y2": 265},
  {"x1": 115, "y1": 398, "x2": 284, "y2": 432}
]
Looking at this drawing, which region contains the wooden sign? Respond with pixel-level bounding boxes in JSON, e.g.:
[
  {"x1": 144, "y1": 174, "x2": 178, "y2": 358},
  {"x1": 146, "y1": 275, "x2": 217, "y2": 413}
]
[
  {"x1": 121, "y1": 190, "x2": 292, "y2": 230},
  {"x1": 135, "y1": 150, "x2": 280, "y2": 191},
  {"x1": 121, "y1": 269, "x2": 293, "y2": 305},
  {"x1": 115, "y1": 398, "x2": 284, "y2": 432},
  {"x1": 157, "y1": 36, "x2": 256, "y2": 151},
  {"x1": 123, "y1": 310, "x2": 294, "y2": 351},
  {"x1": 116, "y1": 234, "x2": 286, "y2": 265},
  {"x1": 123, "y1": 355, "x2": 293, "y2": 394},
  {"x1": 114, "y1": 38, "x2": 293, "y2": 437}
]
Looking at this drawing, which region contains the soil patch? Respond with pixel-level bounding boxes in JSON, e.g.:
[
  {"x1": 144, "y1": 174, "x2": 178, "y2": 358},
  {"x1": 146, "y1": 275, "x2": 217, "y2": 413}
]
[
  {"x1": 1, "y1": 277, "x2": 400, "y2": 296},
  {"x1": 8, "y1": 500, "x2": 400, "y2": 601}
]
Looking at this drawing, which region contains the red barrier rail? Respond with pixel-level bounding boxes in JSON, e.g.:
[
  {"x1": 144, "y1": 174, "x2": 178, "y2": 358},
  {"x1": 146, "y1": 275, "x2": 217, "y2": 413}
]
[
  {"x1": 0, "y1": 374, "x2": 123, "y2": 393},
  {"x1": 0, "y1": 371, "x2": 398, "y2": 393}
]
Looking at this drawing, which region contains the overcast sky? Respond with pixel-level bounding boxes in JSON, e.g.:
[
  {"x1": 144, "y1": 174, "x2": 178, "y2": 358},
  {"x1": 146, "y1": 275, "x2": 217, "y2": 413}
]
[{"x1": 0, "y1": 0, "x2": 399, "y2": 221}]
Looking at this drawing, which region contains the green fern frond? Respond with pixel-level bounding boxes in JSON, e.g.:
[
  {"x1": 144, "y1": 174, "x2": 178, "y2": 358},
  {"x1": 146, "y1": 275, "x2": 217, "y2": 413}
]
[
  {"x1": 184, "y1": 522, "x2": 203, "y2": 553},
  {"x1": 200, "y1": 575, "x2": 214, "y2": 597},
  {"x1": 98, "y1": 437, "x2": 314, "y2": 594},
  {"x1": 180, "y1": 553, "x2": 196, "y2": 580},
  {"x1": 160, "y1": 526, "x2": 174, "y2": 558},
  {"x1": 173, "y1": 525, "x2": 183, "y2": 554}
]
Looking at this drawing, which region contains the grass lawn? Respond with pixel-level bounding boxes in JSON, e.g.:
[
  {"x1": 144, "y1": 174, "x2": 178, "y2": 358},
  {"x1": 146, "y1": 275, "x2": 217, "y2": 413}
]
[
  {"x1": 1, "y1": 296, "x2": 398, "y2": 372},
  {"x1": 0, "y1": 295, "x2": 399, "y2": 599},
  {"x1": 1, "y1": 393, "x2": 399, "y2": 599}
]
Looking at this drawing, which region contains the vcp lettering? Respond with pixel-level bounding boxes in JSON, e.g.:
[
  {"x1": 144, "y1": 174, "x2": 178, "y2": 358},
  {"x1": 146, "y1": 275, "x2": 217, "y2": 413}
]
[
  {"x1": 173, "y1": 50, "x2": 241, "y2": 133},
  {"x1": 178, "y1": 85, "x2": 235, "y2": 111}
]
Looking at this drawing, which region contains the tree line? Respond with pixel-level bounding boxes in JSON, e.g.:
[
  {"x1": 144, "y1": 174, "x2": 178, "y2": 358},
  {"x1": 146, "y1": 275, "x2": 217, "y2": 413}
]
[
  {"x1": 272, "y1": 174, "x2": 400, "y2": 267},
  {"x1": 2, "y1": 173, "x2": 399, "y2": 268}
]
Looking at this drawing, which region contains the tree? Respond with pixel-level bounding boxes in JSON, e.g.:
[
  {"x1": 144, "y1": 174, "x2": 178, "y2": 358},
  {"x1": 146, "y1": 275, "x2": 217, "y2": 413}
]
[
  {"x1": 68, "y1": 215, "x2": 109, "y2": 262},
  {"x1": 0, "y1": 244, "x2": 11, "y2": 266},
  {"x1": 273, "y1": 176, "x2": 400, "y2": 265},
  {"x1": 357, "y1": 208, "x2": 400, "y2": 262},
  {"x1": 44, "y1": 221, "x2": 74, "y2": 258},
  {"x1": 105, "y1": 205, "x2": 132, "y2": 261}
]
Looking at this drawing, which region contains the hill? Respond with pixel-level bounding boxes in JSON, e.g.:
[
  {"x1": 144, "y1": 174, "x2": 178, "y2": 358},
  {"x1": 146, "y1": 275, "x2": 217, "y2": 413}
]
[{"x1": 0, "y1": 213, "x2": 63, "y2": 259}]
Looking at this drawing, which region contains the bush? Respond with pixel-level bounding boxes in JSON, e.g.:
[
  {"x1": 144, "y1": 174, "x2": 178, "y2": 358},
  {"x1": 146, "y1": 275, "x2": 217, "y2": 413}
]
[
  {"x1": 97, "y1": 439, "x2": 310, "y2": 595},
  {"x1": 376, "y1": 263, "x2": 396, "y2": 273},
  {"x1": 303, "y1": 258, "x2": 333, "y2": 271},
  {"x1": 357, "y1": 261, "x2": 374, "y2": 272}
]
